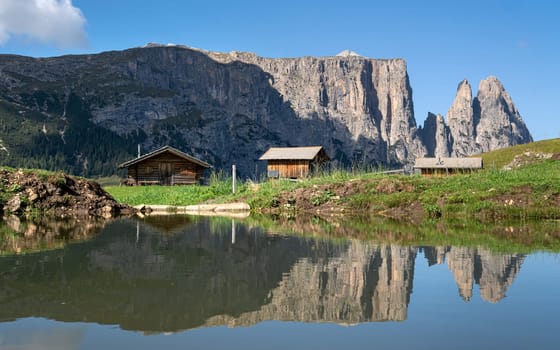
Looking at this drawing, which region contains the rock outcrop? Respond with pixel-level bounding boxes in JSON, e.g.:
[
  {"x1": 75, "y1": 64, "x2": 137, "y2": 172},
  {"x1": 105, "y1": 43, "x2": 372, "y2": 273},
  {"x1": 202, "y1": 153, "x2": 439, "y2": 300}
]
[
  {"x1": 420, "y1": 112, "x2": 451, "y2": 157},
  {"x1": 475, "y1": 77, "x2": 533, "y2": 151},
  {"x1": 447, "y1": 79, "x2": 479, "y2": 156},
  {"x1": 420, "y1": 77, "x2": 533, "y2": 158},
  {"x1": 503, "y1": 151, "x2": 559, "y2": 170},
  {"x1": 0, "y1": 168, "x2": 132, "y2": 218}
]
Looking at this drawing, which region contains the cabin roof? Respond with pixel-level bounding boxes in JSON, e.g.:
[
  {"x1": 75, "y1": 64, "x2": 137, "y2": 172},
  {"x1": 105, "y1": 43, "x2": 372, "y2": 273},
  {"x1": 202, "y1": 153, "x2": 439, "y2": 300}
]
[
  {"x1": 258, "y1": 146, "x2": 329, "y2": 161},
  {"x1": 117, "y1": 145, "x2": 212, "y2": 169},
  {"x1": 413, "y1": 157, "x2": 483, "y2": 169}
]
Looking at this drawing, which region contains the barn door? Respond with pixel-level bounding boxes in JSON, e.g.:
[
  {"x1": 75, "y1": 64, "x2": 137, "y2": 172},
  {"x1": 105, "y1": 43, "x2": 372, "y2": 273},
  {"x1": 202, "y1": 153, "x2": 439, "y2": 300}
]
[{"x1": 159, "y1": 163, "x2": 173, "y2": 185}]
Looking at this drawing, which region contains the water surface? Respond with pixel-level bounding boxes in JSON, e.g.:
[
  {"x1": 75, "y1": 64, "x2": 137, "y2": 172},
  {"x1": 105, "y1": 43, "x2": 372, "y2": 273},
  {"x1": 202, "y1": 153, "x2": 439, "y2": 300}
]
[{"x1": 0, "y1": 215, "x2": 558, "y2": 349}]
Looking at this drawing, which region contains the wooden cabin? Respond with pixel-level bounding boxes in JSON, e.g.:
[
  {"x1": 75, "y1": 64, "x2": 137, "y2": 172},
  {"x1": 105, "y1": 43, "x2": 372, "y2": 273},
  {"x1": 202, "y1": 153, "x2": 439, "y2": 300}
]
[
  {"x1": 413, "y1": 157, "x2": 482, "y2": 176},
  {"x1": 259, "y1": 146, "x2": 330, "y2": 179},
  {"x1": 118, "y1": 146, "x2": 211, "y2": 185}
]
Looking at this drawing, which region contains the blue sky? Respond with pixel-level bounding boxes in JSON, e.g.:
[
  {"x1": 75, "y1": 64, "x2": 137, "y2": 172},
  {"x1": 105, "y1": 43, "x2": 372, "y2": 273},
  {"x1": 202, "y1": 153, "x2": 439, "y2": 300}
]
[{"x1": 1, "y1": 0, "x2": 558, "y2": 140}]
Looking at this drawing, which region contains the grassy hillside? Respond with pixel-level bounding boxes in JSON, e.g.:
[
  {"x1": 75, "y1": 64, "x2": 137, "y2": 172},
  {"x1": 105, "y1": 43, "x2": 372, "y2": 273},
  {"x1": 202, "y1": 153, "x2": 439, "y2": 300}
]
[{"x1": 479, "y1": 138, "x2": 560, "y2": 169}]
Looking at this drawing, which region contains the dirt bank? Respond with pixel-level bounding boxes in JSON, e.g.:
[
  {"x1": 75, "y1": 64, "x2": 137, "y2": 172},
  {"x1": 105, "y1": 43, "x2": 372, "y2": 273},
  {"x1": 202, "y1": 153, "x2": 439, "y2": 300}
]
[
  {"x1": 251, "y1": 174, "x2": 560, "y2": 223},
  {"x1": 1, "y1": 168, "x2": 134, "y2": 219},
  {"x1": 255, "y1": 178, "x2": 426, "y2": 223}
]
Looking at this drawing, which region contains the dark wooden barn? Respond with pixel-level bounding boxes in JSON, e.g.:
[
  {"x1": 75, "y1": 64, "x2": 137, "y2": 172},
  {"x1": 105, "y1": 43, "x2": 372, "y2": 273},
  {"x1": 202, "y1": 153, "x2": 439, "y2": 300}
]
[
  {"x1": 259, "y1": 146, "x2": 330, "y2": 179},
  {"x1": 118, "y1": 146, "x2": 211, "y2": 185},
  {"x1": 413, "y1": 157, "x2": 482, "y2": 176}
]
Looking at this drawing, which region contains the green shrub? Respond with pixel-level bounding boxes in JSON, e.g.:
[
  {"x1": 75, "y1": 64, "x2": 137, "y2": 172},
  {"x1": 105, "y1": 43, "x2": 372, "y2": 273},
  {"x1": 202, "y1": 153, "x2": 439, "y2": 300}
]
[
  {"x1": 311, "y1": 190, "x2": 335, "y2": 206},
  {"x1": 425, "y1": 204, "x2": 442, "y2": 218},
  {"x1": 8, "y1": 184, "x2": 22, "y2": 193}
]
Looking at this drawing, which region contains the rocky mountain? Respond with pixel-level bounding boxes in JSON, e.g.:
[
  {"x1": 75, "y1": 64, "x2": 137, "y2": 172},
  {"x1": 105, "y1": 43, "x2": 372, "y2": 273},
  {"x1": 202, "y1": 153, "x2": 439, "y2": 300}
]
[
  {"x1": 420, "y1": 77, "x2": 533, "y2": 158},
  {"x1": 419, "y1": 112, "x2": 451, "y2": 157},
  {"x1": 0, "y1": 44, "x2": 532, "y2": 177}
]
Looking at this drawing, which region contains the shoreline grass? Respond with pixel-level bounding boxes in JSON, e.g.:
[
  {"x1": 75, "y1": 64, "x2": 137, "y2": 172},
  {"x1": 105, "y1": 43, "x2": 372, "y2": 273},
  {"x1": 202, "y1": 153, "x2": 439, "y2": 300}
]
[
  {"x1": 104, "y1": 159, "x2": 560, "y2": 221},
  {"x1": 104, "y1": 167, "x2": 387, "y2": 207}
]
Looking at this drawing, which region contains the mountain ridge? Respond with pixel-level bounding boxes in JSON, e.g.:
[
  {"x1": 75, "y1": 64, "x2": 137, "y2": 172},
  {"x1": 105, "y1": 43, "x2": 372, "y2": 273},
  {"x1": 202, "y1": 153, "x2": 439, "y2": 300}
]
[{"x1": 0, "y1": 45, "x2": 532, "y2": 177}]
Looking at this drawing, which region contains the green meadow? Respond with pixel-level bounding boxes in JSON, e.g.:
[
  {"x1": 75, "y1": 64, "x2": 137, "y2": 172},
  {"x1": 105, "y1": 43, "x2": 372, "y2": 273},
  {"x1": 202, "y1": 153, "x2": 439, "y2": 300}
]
[{"x1": 105, "y1": 139, "x2": 560, "y2": 221}]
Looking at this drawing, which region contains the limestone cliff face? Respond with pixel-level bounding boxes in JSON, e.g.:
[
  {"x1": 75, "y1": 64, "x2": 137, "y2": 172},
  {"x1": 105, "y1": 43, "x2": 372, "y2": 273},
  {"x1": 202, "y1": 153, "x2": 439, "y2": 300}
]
[
  {"x1": 0, "y1": 45, "x2": 426, "y2": 176},
  {"x1": 0, "y1": 45, "x2": 532, "y2": 177},
  {"x1": 420, "y1": 77, "x2": 533, "y2": 158},
  {"x1": 420, "y1": 113, "x2": 451, "y2": 157},
  {"x1": 217, "y1": 52, "x2": 425, "y2": 166}
]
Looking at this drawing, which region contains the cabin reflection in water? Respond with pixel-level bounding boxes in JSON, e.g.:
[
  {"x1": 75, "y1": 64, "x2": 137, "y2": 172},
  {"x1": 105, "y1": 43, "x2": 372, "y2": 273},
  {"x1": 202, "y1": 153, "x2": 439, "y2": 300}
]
[{"x1": 0, "y1": 217, "x2": 526, "y2": 333}]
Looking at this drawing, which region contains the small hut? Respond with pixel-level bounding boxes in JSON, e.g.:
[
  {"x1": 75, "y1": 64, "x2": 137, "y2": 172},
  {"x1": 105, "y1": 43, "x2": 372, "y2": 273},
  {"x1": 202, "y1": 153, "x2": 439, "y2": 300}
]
[
  {"x1": 118, "y1": 146, "x2": 211, "y2": 185},
  {"x1": 413, "y1": 157, "x2": 482, "y2": 176},
  {"x1": 259, "y1": 146, "x2": 330, "y2": 179}
]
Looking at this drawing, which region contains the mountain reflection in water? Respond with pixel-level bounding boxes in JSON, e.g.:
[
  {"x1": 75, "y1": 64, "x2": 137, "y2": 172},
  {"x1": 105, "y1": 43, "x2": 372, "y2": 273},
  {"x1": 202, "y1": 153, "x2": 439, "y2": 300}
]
[{"x1": 0, "y1": 216, "x2": 527, "y2": 333}]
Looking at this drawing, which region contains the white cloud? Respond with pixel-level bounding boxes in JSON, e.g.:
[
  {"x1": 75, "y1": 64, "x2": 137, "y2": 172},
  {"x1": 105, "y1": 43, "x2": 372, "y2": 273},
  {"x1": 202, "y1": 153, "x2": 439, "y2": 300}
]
[{"x1": 0, "y1": 0, "x2": 87, "y2": 48}]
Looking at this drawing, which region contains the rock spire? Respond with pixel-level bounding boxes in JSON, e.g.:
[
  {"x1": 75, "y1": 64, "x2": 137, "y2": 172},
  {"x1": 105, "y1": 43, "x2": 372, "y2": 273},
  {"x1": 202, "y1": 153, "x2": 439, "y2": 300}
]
[{"x1": 419, "y1": 77, "x2": 532, "y2": 158}]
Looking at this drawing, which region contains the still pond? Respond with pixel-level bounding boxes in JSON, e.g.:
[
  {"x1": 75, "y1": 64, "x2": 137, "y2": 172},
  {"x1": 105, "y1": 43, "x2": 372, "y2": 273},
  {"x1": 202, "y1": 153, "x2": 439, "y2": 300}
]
[{"x1": 0, "y1": 215, "x2": 559, "y2": 349}]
